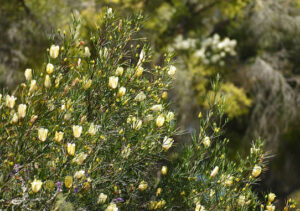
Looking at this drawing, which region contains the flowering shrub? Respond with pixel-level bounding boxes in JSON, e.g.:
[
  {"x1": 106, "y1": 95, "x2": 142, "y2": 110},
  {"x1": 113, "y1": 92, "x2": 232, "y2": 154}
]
[
  {"x1": 195, "y1": 34, "x2": 237, "y2": 66},
  {"x1": 0, "y1": 9, "x2": 295, "y2": 210}
]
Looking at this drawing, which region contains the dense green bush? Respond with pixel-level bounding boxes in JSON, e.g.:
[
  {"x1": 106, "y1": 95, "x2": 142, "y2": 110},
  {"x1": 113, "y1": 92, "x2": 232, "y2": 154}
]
[{"x1": 0, "y1": 9, "x2": 296, "y2": 210}]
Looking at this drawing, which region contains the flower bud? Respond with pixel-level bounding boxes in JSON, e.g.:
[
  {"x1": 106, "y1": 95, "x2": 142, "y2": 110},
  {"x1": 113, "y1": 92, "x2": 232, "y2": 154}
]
[
  {"x1": 156, "y1": 114, "x2": 165, "y2": 127},
  {"x1": 156, "y1": 188, "x2": 162, "y2": 196},
  {"x1": 117, "y1": 87, "x2": 126, "y2": 97},
  {"x1": 46, "y1": 63, "x2": 54, "y2": 74},
  {"x1": 108, "y1": 76, "x2": 118, "y2": 89},
  {"x1": 210, "y1": 166, "x2": 219, "y2": 178},
  {"x1": 38, "y1": 128, "x2": 48, "y2": 142},
  {"x1": 203, "y1": 136, "x2": 211, "y2": 148},
  {"x1": 11, "y1": 113, "x2": 18, "y2": 123},
  {"x1": 30, "y1": 115, "x2": 38, "y2": 123},
  {"x1": 84, "y1": 47, "x2": 91, "y2": 57},
  {"x1": 6, "y1": 95, "x2": 17, "y2": 109},
  {"x1": 44, "y1": 75, "x2": 51, "y2": 88},
  {"x1": 67, "y1": 143, "x2": 76, "y2": 156},
  {"x1": 18, "y1": 104, "x2": 27, "y2": 119},
  {"x1": 31, "y1": 179, "x2": 43, "y2": 193},
  {"x1": 54, "y1": 131, "x2": 64, "y2": 142},
  {"x1": 50, "y1": 45, "x2": 59, "y2": 59},
  {"x1": 136, "y1": 66, "x2": 144, "y2": 77},
  {"x1": 252, "y1": 165, "x2": 262, "y2": 177},
  {"x1": 161, "y1": 166, "x2": 168, "y2": 175},
  {"x1": 72, "y1": 125, "x2": 82, "y2": 138},
  {"x1": 162, "y1": 137, "x2": 174, "y2": 151},
  {"x1": 29, "y1": 80, "x2": 37, "y2": 93},
  {"x1": 162, "y1": 91, "x2": 168, "y2": 99},
  {"x1": 25, "y1": 68, "x2": 32, "y2": 81},
  {"x1": 115, "y1": 67, "x2": 124, "y2": 76}
]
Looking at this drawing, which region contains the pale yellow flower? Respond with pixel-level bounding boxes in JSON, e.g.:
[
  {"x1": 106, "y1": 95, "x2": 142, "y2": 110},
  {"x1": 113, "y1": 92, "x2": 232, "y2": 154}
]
[
  {"x1": 138, "y1": 181, "x2": 148, "y2": 191},
  {"x1": 134, "y1": 91, "x2": 146, "y2": 102},
  {"x1": 166, "y1": 112, "x2": 174, "y2": 122},
  {"x1": 150, "y1": 104, "x2": 162, "y2": 112},
  {"x1": 162, "y1": 137, "x2": 174, "y2": 151},
  {"x1": 18, "y1": 104, "x2": 27, "y2": 119},
  {"x1": 105, "y1": 203, "x2": 118, "y2": 211},
  {"x1": 238, "y1": 195, "x2": 246, "y2": 206},
  {"x1": 168, "y1": 65, "x2": 176, "y2": 76},
  {"x1": 50, "y1": 45, "x2": 59, "y2": 59},
  {"x1": 72, "y1": 152, "x2": 88, "y2": 165},
  {"x1": 156, "y1": 114, "x2": 165, "y2": 127},
  {"x1": 98, "y1": 193, "x2": 108, "y2": 204},
  {"x1": 24, "y1": 68, "x2": 32, "y2": 81},
  {"x1": 266, "y1": 204, "x2": 275, "y2": 211},
  {"x1": 268, "y1": 193, "x2": 276, "y2": 203},
  {"x1": 72, "y1": 125, "x2": 82, "y2": 138},
  {"x1": 108, "y1": 76, "x2": 118, "y2": 89},
  {"x1": 54, "y1": 131, "x2": 64, "y2": 142},
  {"x1": 6, "y1": 95, "x2": 17, "y2": 109},
  {"x1": 88, "y1": 123, "x2": 97, "y2": 136},
  {"x1": 223, "y1": 175, "x2": 234, "y2": 186},
  {"x1": 44, "y1": 75, "x2": 51, "y2": 88},
  {"x1": 121, "y1": 146, "x2": 131, "y2": 159},
  {"x1": 144, "y1": 114, "x2": 154, "y2": 123},
  {"x1": 117, "y1": 87, "x2": 126, "y2": 97},
  {"x1": 46, "y1": 63, "x2": 54, "y2": 74},
  {"x1": 38, "y1": 128, "x2": 48, "y2": 142},
  {"x1": 195, "y1": 202, "x2": 206, "y2": 211},
  {"x1": 83, "y1": 79, "x2": 92, "y2": 90},
  {"x1": 132, "y1": 119, "x2": 142, "y2": 130},
  {"x1": 67, "y1": 143, "x2": 76, "y2": 156},
  {"x1": 74, "y1": 170, "x2": 85, "y2": 179},
  {"x1": 64, "y1": 176, "x2": 73, "y2": 188},
  {"x1": 252, "y1": 165, "x2": 262, "y2": 177},
  {"x1": 31, "y1": 179, "x2": 43, "y2": 193}
]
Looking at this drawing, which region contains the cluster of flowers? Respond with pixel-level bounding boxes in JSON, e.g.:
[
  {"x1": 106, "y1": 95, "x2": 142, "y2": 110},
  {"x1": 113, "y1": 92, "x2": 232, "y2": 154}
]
[{"x1": 194, "y1": 34, "x2": 237, "y2": 66}]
